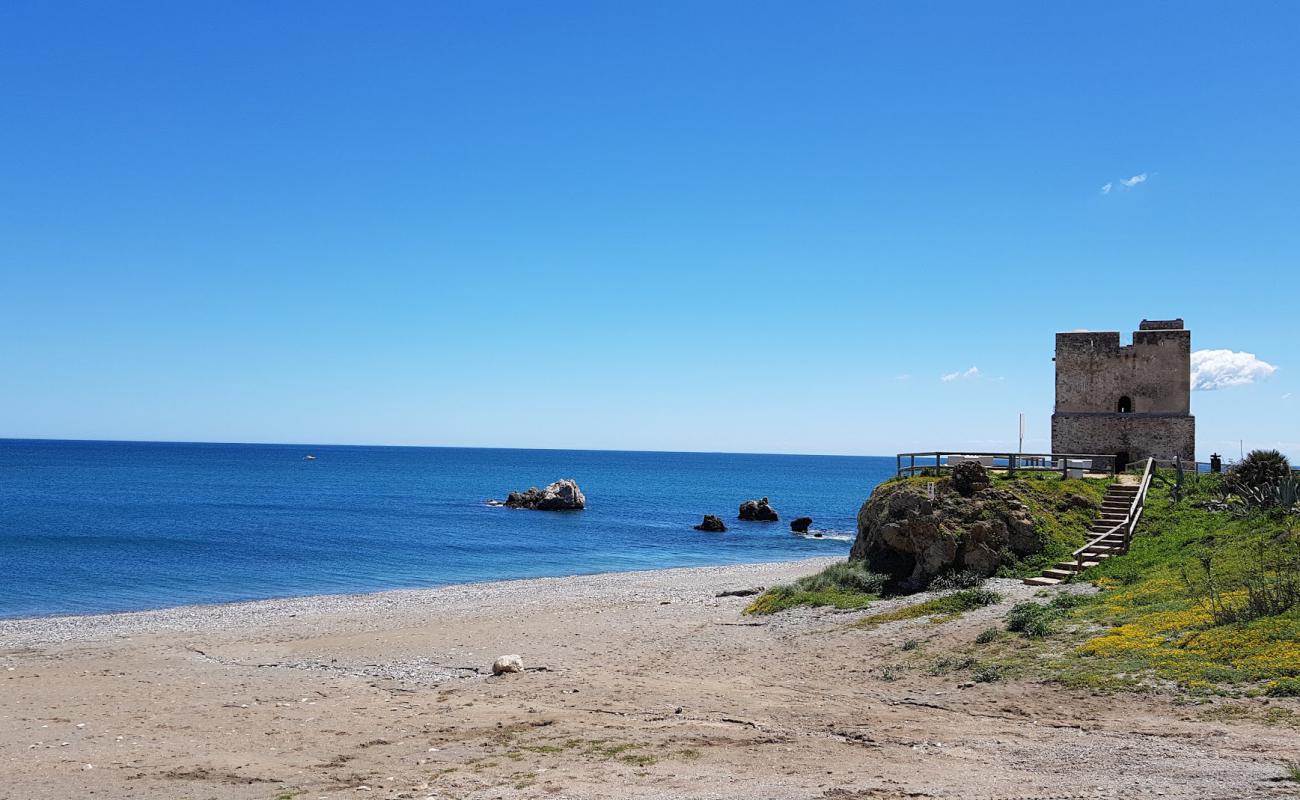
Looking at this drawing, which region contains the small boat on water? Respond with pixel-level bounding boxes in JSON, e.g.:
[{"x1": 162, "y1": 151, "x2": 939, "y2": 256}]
[{"x1": 304, "y1": 454, "x2": 317, "y2": 461}]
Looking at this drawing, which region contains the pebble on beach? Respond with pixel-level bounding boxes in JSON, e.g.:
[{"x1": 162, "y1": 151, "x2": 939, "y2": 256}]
[{"x1": 492, "y1": 654, "x2": 524, "y2": 675}]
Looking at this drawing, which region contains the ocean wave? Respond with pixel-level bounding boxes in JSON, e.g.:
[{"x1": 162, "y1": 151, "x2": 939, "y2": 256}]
[{"x1": 795, "y1": 529, "x2": 855, "y2": 542}]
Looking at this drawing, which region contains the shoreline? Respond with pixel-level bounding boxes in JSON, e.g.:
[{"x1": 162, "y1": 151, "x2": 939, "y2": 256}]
[{"x1": 0, "y1": 555, "x2": 842, "y2": 647}]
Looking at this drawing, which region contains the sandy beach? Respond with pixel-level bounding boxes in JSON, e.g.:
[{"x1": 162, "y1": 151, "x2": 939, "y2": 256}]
[{"x1": 2, "y1": 557, "x2": 1295, "y2": 800}]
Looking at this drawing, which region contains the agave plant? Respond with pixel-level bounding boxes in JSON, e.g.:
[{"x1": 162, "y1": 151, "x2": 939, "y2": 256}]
[{"x1": 1234, "y1": 475, "x2": 1300, "y2": 515}]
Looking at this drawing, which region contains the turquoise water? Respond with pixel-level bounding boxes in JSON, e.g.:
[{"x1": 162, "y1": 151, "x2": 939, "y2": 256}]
[{"x1": 0, "y1": 440, "x2": 895, "y2": 618}]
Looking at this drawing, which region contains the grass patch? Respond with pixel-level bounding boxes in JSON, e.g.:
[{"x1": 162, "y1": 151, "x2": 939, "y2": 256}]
[
  {"x1": 991, "y1": 474, "x2": 1300, "y2": 692},
  {"x1": 858, "y1": 588, "x2": 1001, "y2": 626},
  {"x1": 745, "y1": 561, "x2": 886, "y2": 614}
]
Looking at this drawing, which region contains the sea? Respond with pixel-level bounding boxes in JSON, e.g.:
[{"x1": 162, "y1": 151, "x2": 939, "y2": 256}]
[{"x1": 0, "y1": 439, "x2": 896, "y2": 619}]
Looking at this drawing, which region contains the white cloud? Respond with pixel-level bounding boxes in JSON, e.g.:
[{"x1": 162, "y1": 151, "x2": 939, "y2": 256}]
[
  {"x1": 942, "y1": 366, "x2": 980, "y2": 382},
  {"x1": 1100, "y1": 182, "x2": 1112, "y2": 195},
  {"x1": 1191, "y1": 349, "x2": 1278, "y2": 390},
  {"x1": 1120, "y1": 173, "x2": 1148, "y2": 188}
]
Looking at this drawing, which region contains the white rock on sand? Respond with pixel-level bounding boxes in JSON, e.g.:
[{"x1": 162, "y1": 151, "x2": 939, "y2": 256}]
[{"x1": 491, "y1": 654, "x2": 523, "y2": 675}]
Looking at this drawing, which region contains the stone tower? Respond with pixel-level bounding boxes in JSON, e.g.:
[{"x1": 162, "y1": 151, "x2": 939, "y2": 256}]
[{"x1": 1050, "y1": 319, "x2": 1195, "y2": 468}]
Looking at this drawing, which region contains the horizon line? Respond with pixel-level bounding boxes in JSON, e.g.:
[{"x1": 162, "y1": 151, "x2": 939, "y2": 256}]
[{"x1": 0, "y1": 435, "x2": 899, "y2": 460}]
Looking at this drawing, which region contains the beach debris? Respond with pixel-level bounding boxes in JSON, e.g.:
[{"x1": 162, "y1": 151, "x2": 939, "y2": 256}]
[
  {"x1": 503, "y1": 479, "x2": 586, "y2": 511},
  {"x1": 715, "y1": 587, "x2": 764, "y2": 598},
  {"x1": 738, "y1": 497, "x2": 779, "y2": 522},
  {"x1": 694, "y1": 514, "x2": 727, "y2": 532},
  {"x1": 491, "y1": 654, "x2": 524, "y2": 675},
  {"x1": 790, "y1": 516, "x2": 813, "y2": 533}
]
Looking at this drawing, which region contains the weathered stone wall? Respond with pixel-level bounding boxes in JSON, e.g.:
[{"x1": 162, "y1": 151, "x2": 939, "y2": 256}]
[
  {"x1": 1052, "y1": 319, "x2": 1195, "y2": 460},
  {"x1": 1051, "y1": 413, "x2": 1195, "y2": 462},
  {"x1": 1054, "y1": 329, "x2": 1191, "y2": 414}
]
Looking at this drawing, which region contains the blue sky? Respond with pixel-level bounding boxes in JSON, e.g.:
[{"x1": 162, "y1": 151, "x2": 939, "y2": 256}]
[{"x1": 1, "y1": 2, "x2": 1296, "y2": 458}]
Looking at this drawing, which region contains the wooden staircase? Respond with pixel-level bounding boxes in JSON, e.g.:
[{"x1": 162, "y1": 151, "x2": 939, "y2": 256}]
[{"x1": 1024, "y1": 458, "x2": 1154, "y2": 587}]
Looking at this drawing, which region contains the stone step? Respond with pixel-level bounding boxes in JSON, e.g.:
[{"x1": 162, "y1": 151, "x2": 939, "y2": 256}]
[
  {"x1": 1055, "y1": 560, "x2": 1102, "y2": 571},
  {"x1": 1023, "y1": 576, "x2": 1063, "y2": 586}
]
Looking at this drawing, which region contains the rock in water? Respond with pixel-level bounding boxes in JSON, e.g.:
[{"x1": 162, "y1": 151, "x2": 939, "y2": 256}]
[
  {"x1": 503, "y1": 479, "x2": 586, "y2": 511},
  {"x1": 738, "y1": 497, "x2": 779, "y2": 522},
  {"x1": 790, "y1": 516, "x2": 813, "y2": 533},
  {"x1": 492, "y1": 654, "x2": 524, "y2": 675},
  {"x1": 694, "y1": 514, "x2": 727, "y2": 532}
]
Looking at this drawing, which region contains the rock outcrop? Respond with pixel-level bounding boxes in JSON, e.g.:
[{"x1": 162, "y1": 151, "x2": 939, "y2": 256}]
[
  {"x1": 851, "y1": 478, "x2": 1042, "y2": 591},
  {"x1": 950, "y1": 461, "x2": 990, "y2": 497},
  {"x1": 694, "y1": 515, "x2": 727, "y2": 532},
  {"x1": 790, "y1": 516, "x2": 813, "y2": 533},
  {"x1": 504, "y1": 479, "x2": 586, "y2": 511},
  {"x1": 738, "y1": 497, "x2": 779, "y2": 522}
]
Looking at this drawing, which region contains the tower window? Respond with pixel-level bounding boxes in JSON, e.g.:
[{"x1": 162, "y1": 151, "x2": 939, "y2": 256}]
[{"x1": 1117, "y1": 396, "x2": 1133, "y2": 413}]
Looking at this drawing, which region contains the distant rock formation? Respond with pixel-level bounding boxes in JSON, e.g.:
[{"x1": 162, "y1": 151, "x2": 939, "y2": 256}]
[
  {"x1": 738, "y1": 497, "x2": 779, "y2": 522},
  {"x1": 851, "y1": 478, "x2": 1041, "y2": 592},
  {"x1": 694, "y1": 515, "x2": 727, "y2": 532},
  {"x1": 504, "y1": 479, "x2": 586, "y2": 511},
  {"x1": 790, "y1": 516, "x2": 813, "y2": 533}
]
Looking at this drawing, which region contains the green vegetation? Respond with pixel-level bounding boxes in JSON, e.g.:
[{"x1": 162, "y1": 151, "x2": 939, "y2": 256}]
[
  {"x1": 1265, "y1": 678, "x2": 1300, "y2": 697},
  {"x1": 857, "y1": 588, "x2": 1000, "y2": 626},
  {"x1": 1004, "y1": 594, "x2": 1085, "y2": 637},
  {"x1": 989, "y1": 471, "x2": 1112, "y2": 576},
  {"x1": 983, "y1": 472, "x2": 1300, "y2": 693},
  {"x1": 1229, "y1": 449, "x2": 1292, "y2": 490},
  {"x1": 745, "y1": 561, "x2": 886, "y2": 614}
]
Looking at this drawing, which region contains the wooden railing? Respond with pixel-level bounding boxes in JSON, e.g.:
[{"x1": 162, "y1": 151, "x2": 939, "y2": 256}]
[
  {"x1": 895, "y1": 451, "x2": 1118, "y2": 479},
  {"x1": 1071, "y1": 456, "x2": 1154, "y2": 574}
]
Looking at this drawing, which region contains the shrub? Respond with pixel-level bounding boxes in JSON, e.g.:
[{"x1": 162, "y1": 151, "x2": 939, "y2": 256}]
[
  {"x1": 972, "y1": 663, "x2": 1004, "y2": 683},
  {"x1": 745, "y1": 561, "x2": 887, "y2": 614},
  {"x1": 1265, "y1": 678, "x2": 1300, "y2": 698},
  {"x1": 901, "y1": 638, "x2": 920, "y2": 651},
  {"x1": 929, "y1": 569, "x2": 986, "y2": 591},
  {"x1": 1181, "y1": 542, "x2": 1300, "y2": 625},
  {"x1": 876, "y1": 664, "x2": 903, "y2": 682},
  {"x1": 1006, "y1": 601, "x2": 1059, "y2": 637},
  {"x1": 796, "y1": 561, "x2": 889, "y2": 595},
  {"x1": 928, "y1": 655, "x2": 976, "y2": 675},
  {"x1": 974, "y1": 627, "x2": 999, "y2": 644}
]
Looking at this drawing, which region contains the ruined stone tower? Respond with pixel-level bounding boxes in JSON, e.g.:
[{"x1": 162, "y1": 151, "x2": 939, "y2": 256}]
[{"x1": 1050, "y1": 319, "x2": 1195, "y2": 468}]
